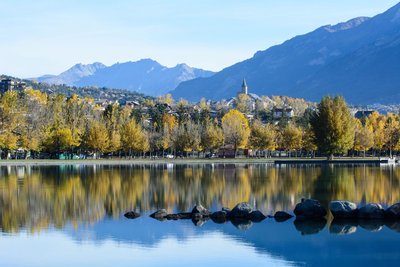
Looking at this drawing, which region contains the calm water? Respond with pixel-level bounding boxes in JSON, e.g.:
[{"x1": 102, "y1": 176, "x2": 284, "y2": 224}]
[{"x1": 0, "y1": 163, "x2": 399, "y2": 267}]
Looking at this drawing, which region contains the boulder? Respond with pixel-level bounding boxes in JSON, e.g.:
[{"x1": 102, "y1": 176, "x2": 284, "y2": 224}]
[
  {"x1": 192, "y1": 218, "x2": 208, "y2": 227},
  {"x1": 358, "y1": 203, "x2": 385, "y2": 219},
  {"x1": 294, "y1": 218, "x2": 327, "y2": 235},
  {"x1": 231, "y1": 218, "x2": 253, "y2": 231},
  {"x1": 230, "y1": 202, "x2": 253, "y2": 218},
  {"x1": 385, "y1": 202, "x2": 400, "y2": 219},
  {"x1": 124, "y1": 211, "x2": 140, "y2": 219},
  {"x1": 274, "y1": 211, "x2": 293, "y2": 222},
  {"x1": 330, "y1": 201, "x2": 358, "y2": 218},
  {"x1": 166, "y1": 214, "x2": 180, "y2": 220},
  {"x1": 294, "y1": 199, "x2": 327, "y2": 219},
  {"x1": 386, "y1": 221, "x2": 400, "y2": 233},
  {"x1": 211, "y1": 211, "x2": 229, "y2": 224},
  {"x1": 150, "y1": 209, "x2": 168, "y2": 219},
  {"x1": 249, "y1": 210, "x2": 266, "y2": 222},
  {"x1": 329, "y1": 219, "x2": 358, "y2": 235},
  {"x1": 177, "y1": 212, "x2": 192, "y2": 219},
  {"x1": 191, "y1": 205, "x2": 211, "y2": 217},
  {"x1": 359, "y1": 219, "x2": 384, "y2": 232}
]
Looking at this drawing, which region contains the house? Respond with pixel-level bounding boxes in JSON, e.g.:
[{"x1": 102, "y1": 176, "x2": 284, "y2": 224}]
[
  {"x1": 0, "y1": 79, "x2": 26, "y2": 93},
  {"x1": 272, "y1": 106, "x2": 294, "y2": 120}
]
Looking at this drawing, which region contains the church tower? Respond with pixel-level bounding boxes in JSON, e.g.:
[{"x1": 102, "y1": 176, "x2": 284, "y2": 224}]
[{"x1": 241, "y1": 79, "x2": 248, "y2": 95}]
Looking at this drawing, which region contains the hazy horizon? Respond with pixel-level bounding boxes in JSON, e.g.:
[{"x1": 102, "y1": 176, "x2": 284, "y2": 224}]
[{"x1": 1, "y1": 0, "x2": 399, "y2": 78}]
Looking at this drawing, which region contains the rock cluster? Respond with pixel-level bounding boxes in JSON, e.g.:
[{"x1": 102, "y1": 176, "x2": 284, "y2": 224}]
[{"x1": 124, "y1": 200, "x2": 400, "y2": 234}]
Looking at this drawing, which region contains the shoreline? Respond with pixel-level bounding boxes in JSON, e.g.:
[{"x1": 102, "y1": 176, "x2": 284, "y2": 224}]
[{"x1": 0, "y1": 157, "x2": 392, "y2": 166}]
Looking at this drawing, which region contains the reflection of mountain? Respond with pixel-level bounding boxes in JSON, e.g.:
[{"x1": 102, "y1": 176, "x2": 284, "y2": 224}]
[
  {"x1": 67, "y1": 216, "x2": 400, "y2": 267},
  {"x1": 0, "y1": 164, "x2": 399, "y2": 233}
]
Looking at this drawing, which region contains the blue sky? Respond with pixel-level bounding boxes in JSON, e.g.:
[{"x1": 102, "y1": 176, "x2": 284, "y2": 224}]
[{"x1": 0, "y1": 0, "x2": 399, "y2": 77}]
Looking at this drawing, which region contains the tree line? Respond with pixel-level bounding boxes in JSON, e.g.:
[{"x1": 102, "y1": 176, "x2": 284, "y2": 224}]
[{"x1": 0, "y1": 89, "x2": 399, "y2": 159}]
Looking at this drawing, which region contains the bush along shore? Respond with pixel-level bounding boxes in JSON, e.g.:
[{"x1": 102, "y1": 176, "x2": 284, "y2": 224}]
[{"x1": 124, "y1": 199, "x2": 400, "y2": 234}]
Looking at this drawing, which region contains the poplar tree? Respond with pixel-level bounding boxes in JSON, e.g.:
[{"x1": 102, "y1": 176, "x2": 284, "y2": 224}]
[{"x1": 310, "y1": 96, "x2": 355, "y2": 159}]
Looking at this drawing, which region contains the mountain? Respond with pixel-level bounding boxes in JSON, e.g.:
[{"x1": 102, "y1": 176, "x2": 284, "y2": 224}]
[
  {"x1": 37, "y1": 62, "x2": 106, "y2": 85},
  {"x1": 37, "y1": 59, "x2": 214, "y2": 96},
  {"x1": 172, "y1": 3, "x2": 400, "y2": 104}
]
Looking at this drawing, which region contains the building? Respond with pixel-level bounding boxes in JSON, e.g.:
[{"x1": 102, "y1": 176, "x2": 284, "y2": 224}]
[
  {"x1": 241, "y1": 79, "x2": 248, "y2": 95},
  {"x1": 272, "y1": 106, "x2": 294, "y2": 120},
  {"x1": 0, "y1": 79, "x2": 27, "y2": 93}
]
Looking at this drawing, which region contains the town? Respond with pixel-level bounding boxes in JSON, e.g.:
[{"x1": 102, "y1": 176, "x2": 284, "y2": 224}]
[{"x1": 0, "y1": 77, "x2": 399, "y2": 160}]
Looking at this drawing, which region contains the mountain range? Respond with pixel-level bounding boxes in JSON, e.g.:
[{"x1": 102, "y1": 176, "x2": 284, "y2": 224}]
[
  {"x1": 36, "y1": 3, "x2": 400, "y2": 104},
  {"x1": 172, "y1": 2, "x2": 400, "y2": 104},
  {"x1": 36, "y1": 59, "x2": 214, "y2": 96}
]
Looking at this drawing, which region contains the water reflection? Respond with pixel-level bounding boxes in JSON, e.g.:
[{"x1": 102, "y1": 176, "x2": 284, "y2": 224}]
[{"x1": 0, "y1": 164, "x2": 399, "y2": 233}]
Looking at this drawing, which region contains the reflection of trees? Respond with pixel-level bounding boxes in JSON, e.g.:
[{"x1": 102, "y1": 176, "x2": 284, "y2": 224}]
[{"x1": 0, "y1": 164, "x2": 399, "y2": 233}]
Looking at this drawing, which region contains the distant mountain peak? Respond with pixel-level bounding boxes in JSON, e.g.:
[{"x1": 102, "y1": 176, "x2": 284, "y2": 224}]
[
  {"x1": 35, "y1": 59, "x2": 214, "y2": 96},
  {"x1": 323, "y1": 17, "x2": 370, "y2": 33},
  {"x1": 171, "y1": 2, "x2": 400, "y2": 104}
]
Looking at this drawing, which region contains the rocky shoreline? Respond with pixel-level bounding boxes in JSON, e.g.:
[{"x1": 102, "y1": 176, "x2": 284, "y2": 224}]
[{"x1": 124, "y1": 199, "x2": 400, "y2": 234}]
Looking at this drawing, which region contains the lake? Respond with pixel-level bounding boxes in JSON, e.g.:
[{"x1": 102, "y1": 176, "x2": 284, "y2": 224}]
[{"x1": 0, "y1": 163, "x2": 399, "y2": 266}]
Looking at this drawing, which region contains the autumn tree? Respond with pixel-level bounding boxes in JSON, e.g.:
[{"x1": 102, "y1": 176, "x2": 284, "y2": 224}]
[
  {"x1": 85, "y1": 120, "x2": 109, "y2": 158},
  {"x1": 221, "y1": 109, "x2": 250, "y2": 154},
  {"x1": 249, "y1": 120, "x2": 277, "y2": 154},
  {"x1": 121, "y1": 119, "x2": 148, "y2": 157},
  {"x1": 354, "y1": 119, "x2": 374, "y2": 157},
  {"x1": 280, "y1": 123, "x2": 303, "y2": 157},
  {"x1": 310, "y1": 96, "x2": 355, "y2": 159},
  {"x1": 200, "y1": 121, "x2": 224, "y2": 154}
]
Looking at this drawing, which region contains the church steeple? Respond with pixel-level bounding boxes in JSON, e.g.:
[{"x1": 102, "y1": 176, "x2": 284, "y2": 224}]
[{"x1": 241, "y1": 78, "x2": 248, "y2": 95}]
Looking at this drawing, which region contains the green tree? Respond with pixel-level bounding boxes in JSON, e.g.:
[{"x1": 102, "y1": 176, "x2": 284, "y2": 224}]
[{"x1": 310, "y1": 96, "x2": 355, "y2": 159}]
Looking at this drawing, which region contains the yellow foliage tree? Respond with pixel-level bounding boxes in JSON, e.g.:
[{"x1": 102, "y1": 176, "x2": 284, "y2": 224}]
[{"x1": 221, "y1": 109, "x2": 250, "y2": 152}]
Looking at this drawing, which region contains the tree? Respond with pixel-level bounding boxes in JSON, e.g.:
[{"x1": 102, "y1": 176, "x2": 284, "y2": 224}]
[
  {"x1": 310, "y1": 96, "x2": 355, "y2": 159},
  {"x1": 354, "y1": 119, "x2": 374, "y2": 157},
  {"x1": 86, "y1": 120, "x2": 109, "y2": 157},
  {"x1": 221, "y1": 109, "x2": 250, "y2": 154},
  {"x1": 384, "y1": 113, "x2": 400, "y2": 157},
  {"x1": 120, "y1": 119, "x2": 147, "y2": 157},
  {"x1": 249, "y1": 120, "x2": 277, "y2": 153},
  {"x1": 368, "y1": 111, "x2": 386, "y2": 152},
  {"x1": 200, "y1": 121, "x2": 224, "y2": 154},
  {"x1": 280, "y1": 123, "x2": 303, "y2": 156},
  {"x1": 236, "y1": 93, "x2": 252, "y2": 114}
]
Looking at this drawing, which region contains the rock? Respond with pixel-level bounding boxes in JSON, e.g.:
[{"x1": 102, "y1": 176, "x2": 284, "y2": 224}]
[
  {"x1": 177, "y1": 212, "x2": 192, "y2": 219},
  {"x1": 249, "y1": 210, "x2": 266, "y2": 222},
  {"x1": 274, "y1": 211, "x2": 293, "y2": 222},
  {"x1": 385, "y1": 203, "x2": 400, "y2": 219},
  {"x1": 230, "y1": 202, "x2": 253, "y2": 218},
  {"x1": 191, "y1": 205, "x2": 211, "y2": 217},
  {"x1": 329, "y1": 219, "x2": 358, "y2": 235},
  {"x1": 294, "y1": 199, "x2": 327, "y2": 219},
  {"x1": 222, "y1": 207, "x2": 231, "y2": 213},
  {"x1": 359, "y1": 219, "x2": 384, "y2": 232},
  {"x1": 211, "y1": 211, "x2": 228, "y2": 224},
  {"x1": 124, "y1": 211, "x2": 140, "y2": 219},
  {"x1": 192, "y1": 218, "x2": 208, "y2": 227},
  {"x1": 358, "y1": 203, "x2": 385, "y2": 219},
  {"x1": 386, "y1": 221, "x2": 400, "y2": 233},
  {"x1": 150, "y1": 209, "x2": 168, "y2": 219},
  {"x1": 330, "y1": 201, "x2": 358, "y2": 218},
  {"x1": 230, "y1": 218, "x2": 253, "y2": 231},
  {"x1": 294, "y1": 218, "x2": 327, "y2": 235},
  {"x1": 166, "y1": 214, "x2": 180, "y2": 220}
]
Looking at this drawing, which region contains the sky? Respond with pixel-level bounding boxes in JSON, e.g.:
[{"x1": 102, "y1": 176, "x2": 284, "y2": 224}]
[{"x1": 0, "y1": 0, "x2": 399, "y2": 77}]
